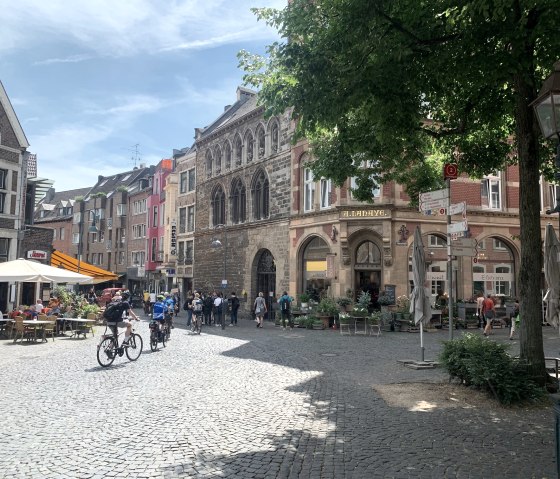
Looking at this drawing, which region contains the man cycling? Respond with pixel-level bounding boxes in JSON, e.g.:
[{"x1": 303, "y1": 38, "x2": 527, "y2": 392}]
[
  {"x1": 164, "y1": 292, "x2": 175, "y2": 330},
  {"x1": 151, "y1": 294, "x2": 166, "y2": 335},
  {"x1": 106, "y1": 291, "x2": 139, "y2": 344}
]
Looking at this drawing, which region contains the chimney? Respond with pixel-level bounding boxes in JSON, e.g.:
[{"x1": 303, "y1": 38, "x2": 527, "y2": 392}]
[
  {"x1": 195, "y1": 128, "x2": 203, "y2": 139},
  {"x1": 139, "y1": 163, "x2": 146, "y2": 168}
]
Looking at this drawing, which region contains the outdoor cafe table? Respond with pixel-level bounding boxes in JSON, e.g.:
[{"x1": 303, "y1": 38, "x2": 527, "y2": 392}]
[
  {"x1": 18, "y1": 320, "x2": 53, "y2": 342},
  {"x1": 61, "y1": 318, "x2": 96, "y2": 338}
]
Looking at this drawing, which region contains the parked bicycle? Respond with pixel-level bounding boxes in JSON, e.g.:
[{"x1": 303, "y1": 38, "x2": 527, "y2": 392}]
[
  {"x1": 149, "y1": 320, "x2": 166, "y2": 351},
  {"x1": 97, "y1": 321, "x2": 143, "y2": 367}
]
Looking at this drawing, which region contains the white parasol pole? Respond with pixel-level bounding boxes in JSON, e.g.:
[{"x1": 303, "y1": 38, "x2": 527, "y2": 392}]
[{"x1": 420, "y1": 315, "x2": 424, "y2": 361}]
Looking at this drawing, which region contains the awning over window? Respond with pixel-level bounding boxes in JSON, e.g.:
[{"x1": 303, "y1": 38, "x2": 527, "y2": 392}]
[{"x1": 51, "y1": 249, "x2": 118, "y2": 283}]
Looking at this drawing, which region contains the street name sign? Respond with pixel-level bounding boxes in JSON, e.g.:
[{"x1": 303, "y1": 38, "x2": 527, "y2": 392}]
[
  {"x1": 419, "y1": 188, "x2": 448, "y2": 203},
  {"x1": 451, "y1": 246, "x2": 477, "y2": 257},
  {"x1": 447, "y1": 220, "x2": 468, "y2": 234},
  {"x1": 452, "y1": 238, "x2": 477, "y2": 248},
  {"x1": 419, "y1": 198, "x2": 448, "y2": 212},
  {"x1": 448, "y1": 201, "x2": 466, "y2": 216}
]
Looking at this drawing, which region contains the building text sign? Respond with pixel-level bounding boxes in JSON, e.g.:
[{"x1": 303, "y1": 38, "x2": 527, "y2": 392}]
[
  {"x1": 170, "y1": 220, "x2": 177, "y2": 256},
  {"x1": 27, "y1": 250, "x2": 47, "y2": 260},
  {"x1": 473, "y1": 273, "x2": 513, "y2": 282},
  {"x1": 340, "y1": 209, "x2": 388, "y2": 219}
]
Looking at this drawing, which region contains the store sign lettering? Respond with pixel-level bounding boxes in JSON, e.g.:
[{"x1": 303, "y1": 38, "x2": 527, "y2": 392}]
[
  {"x1": 170, "y1": 220, "x2": 177, "y2": 255},
  {"x1": 340, "y1": 209, "x2": 388, "y2": 218},
  {"x1": 473, "y1": 273, "x2": 512, "y2": 282},
  {"x1": 27, "y1": 250, "x2": 47, "y2": 260}
]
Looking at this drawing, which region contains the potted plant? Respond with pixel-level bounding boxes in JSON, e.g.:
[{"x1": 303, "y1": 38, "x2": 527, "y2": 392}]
[
  {"x1": 395, "y1": 295, "x2": 411, "y2": 323},
  {"x1": 377, "y1": 291, "x2": 393, "y2": 310},
  {"x1": 317, "y1": 296, "x2": 338, "y2": 328},
  {"x1": 369, "y1": 311, "x2": 383, "y2": 335},
  {"x1": 299, "y1": 292, "x2": 311, "y2": 311},
  {"x1": 352, "y1": 291, "x2": 371, "y2": 317},
  {"x1": 336, "y1": 296, "x2": 353, "y2": 312}
]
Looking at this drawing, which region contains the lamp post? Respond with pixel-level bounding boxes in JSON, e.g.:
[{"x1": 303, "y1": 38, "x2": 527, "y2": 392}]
[
  {"x1": 531, "y1": 61, "x2": 560, "y2": 230},
  {"x1": 211, "y1": 224, "x2": 227, "y2": 330}
]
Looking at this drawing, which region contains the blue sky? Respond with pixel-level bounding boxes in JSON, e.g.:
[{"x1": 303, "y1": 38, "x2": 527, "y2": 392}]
[{"x1": 0, "y1": 0, "x2": 284, "y2": 192}]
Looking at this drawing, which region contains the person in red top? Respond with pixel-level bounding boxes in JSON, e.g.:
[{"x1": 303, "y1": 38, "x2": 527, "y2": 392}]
[{"x1": 482, "y1": 294, "x2": 496, "y2": 337}]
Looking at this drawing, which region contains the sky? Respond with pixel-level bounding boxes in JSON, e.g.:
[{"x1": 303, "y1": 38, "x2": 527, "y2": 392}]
[{"x1": 0, "y1": 0, "x2": 284, "y2": 192}]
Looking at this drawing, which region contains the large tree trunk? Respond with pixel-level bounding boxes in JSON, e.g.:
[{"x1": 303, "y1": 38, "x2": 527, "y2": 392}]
[{"x1": 515, "y1": 72, "x2": 547, "y2": 386}]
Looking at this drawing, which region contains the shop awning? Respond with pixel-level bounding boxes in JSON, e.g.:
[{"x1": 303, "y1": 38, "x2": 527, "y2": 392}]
[{"x1": 51, "y1": 249, "x2": 119, "y2": 283}]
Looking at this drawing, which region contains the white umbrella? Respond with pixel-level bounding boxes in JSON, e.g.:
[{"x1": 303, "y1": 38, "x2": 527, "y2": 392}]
[
  {"x1": 410, "y1": 227, "x2": 432, "y2": 361},
  {"x1": 544, "y1": 224, "x2": 560, "y2": 332},
  {"x1": 0, "y1": 258, "x2": 93, "y2": 283}
]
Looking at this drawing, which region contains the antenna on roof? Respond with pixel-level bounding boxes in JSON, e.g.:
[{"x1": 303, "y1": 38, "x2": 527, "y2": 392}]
[{"x1": 127, "y1": 143, "x2": 141, "y2": 168}]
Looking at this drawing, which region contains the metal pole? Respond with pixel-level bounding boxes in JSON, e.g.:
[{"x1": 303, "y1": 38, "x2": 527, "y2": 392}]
[{"x1": 447, "y1": 178, "x2": 454, "y2": 339}]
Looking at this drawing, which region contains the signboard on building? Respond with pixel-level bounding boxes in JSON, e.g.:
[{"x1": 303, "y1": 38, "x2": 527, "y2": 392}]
[
  {"x1": 27, "y1": 250, "x2": 47, "y2": 260},
  {"x1": 426, "y1": 272, "x2": 447, "y2": 281},
  {"x1": 138, "y1": 267, "x2": 145, "y2": 277},
  {"x1": 339, "y1": 209, "x2": 388, "y2": 218},
  {"x1": 473, "y1": 272, "x2": 513, "y2": 282},
  {"x1": 170, "y1": 220, "x2": 177, "y2": 256}
]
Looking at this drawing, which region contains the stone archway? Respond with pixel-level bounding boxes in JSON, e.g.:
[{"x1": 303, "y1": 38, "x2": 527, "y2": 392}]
[{"x1": 255, "y1": 249, "x2": 276, "y2": 319}]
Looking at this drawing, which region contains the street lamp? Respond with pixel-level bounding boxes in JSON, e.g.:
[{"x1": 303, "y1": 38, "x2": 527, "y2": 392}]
[
  {"x1": 211, "y1": 224, "x2": 227, "y2": 330},
  {"x1": 532, "y1": 61, "x2": 560, "y2": 223}
]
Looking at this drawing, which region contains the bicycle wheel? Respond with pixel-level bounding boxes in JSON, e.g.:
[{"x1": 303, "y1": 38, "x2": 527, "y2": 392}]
[
  {"x1": 165, "y1": 322, "x2": 171, "y2": 341},
  {"x1": 196, "y1": 318, "x2": 202, "y2": 334},
  {"x1": 161, "y1": 330, "x2": 166, "y2": 348},
  {"x1": 126, "y1": 333, "x2": 143, "y2": 361},
  {"x1": 150, "y1": 331, "x2": 158, "y2": 352},
  {"x1": 97, "y1": 337, "x2": 117, "y2": 367}
]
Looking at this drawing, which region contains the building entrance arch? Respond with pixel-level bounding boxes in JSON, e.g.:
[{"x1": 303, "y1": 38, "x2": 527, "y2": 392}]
[
  {"x1": 255, "y1": 249, "x2": 276, "y2": 319},
  {"x1": 353, "y1": 240, "x2": 382, "y2": 306}
]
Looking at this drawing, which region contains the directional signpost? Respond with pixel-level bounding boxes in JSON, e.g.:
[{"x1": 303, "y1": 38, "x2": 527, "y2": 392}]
[
  {"x1": 451, "y1": 237, "x2": 478, "y2": 257},
  {"x1": 447, "y1": 220, "x2": 469, "y2": 234}
]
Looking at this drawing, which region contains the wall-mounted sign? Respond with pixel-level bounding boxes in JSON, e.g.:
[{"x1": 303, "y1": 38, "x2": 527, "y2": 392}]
[
  {"x1": 340, "y1": 209, "x2": 388, "y2": 219},
  {"x1": 27, "y1": 250, "x2": 47, "y2": 260},
  {"x1": 473, "y1": 273, "x2": 513, "y2": 282},
  {"x1": 170, "y1": 219, "x2": 177, "y2": 255}
]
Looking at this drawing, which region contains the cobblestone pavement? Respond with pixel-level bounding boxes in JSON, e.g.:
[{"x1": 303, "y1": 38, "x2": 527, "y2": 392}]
[{"x1": 0, "y1": 314, "x2": 557, "y2": 478}]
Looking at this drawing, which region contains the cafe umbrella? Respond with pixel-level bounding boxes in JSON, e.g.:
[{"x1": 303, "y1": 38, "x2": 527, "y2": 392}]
[
  {"x1": 544, "y1": 224, "x2": 560, "y2": 334},
  {"x1": 410, "y1": 226, "x2": 432, "y2": 361},
  {"x1": 0, "y1": 258, "x2": 93, "y2": 306}
]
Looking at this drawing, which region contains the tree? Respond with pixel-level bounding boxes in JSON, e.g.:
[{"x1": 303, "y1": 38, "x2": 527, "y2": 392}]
[{"x1": 239, "y1": 0, "x2": 560, "y2": 385}]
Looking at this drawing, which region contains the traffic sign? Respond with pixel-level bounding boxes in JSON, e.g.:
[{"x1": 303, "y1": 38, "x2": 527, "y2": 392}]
[
  {"x1": 419, "y1": 198, "x2": 448, "y2": 212},
  {"x1": 419, "y1": 188, "x2": 448, "y2": 203},
  {"x1": 447, "y1": 220, "x2": 468, "y2": 234},
  {"x1": 448, "y1": 201, "x2": 466, "y2": 216},
  {"x1": 422, "y1": 207, "x2": 447, "y2": 216},
  {"x1": 451, "y1": 237, "x2": 477, "y2": 248},
  {"x1": 451, "y1": 246, "x2": 477, "y2": 257},
  {"x1": 444, "y1": 163, "x2": 458, "y2": 180}
]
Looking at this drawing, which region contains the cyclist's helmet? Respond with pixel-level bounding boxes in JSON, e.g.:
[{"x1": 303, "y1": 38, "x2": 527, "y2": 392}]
[
  {"x1": 164, "y1": 291, "x2": 170, "y2": 297},
  {"x1": 157, "y1": 294, "x2": 165, "y2": 300},
  {"x1": 121, "y1": 290, "x2": 130, "y2": 300}
]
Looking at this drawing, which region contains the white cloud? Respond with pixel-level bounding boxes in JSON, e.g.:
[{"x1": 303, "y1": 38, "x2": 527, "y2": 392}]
[
  {"x1": 85, "y1": 95, "x2": 165, "y2": 117},
  {"x1": 0, "y1": 0, "x2": 284, "y2": 59},
  {"x1": 33, "y1": 54, "x2": 94, "y2": 66}
]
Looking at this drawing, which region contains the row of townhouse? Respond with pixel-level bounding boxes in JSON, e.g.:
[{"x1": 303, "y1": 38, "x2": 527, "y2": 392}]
[{"x1": 31, "y1": 85, "x2": 559, "y2": 314}]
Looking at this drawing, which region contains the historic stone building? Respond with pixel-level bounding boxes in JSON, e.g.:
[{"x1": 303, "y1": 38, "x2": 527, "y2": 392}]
[{"x1": 191, "y1": 87, "x2": 293, "y2": 311}]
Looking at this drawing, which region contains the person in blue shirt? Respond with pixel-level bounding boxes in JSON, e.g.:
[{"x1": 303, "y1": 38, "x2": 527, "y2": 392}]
[
  {"x1": 164, "y1": 292, "x2": 175, "y2": 329},
  {"x1": 278, "y1": 291, "x2": 294, "y2": 330}
]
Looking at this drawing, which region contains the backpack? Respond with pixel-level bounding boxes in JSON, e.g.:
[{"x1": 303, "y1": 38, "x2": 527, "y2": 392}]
[
  {"x1": 281, "y1": 296, "x2": 291, "y2": 312},
  {"x1": 103, "y1": 302, "x2": 126, "y2": 322},
  {"x1": 192, "y1": 299, "x2": 203, "y2": 313}
]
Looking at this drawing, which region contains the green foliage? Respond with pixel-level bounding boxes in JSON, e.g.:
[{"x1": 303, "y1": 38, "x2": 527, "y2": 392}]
[
  {"x1": 300, "y1": 315, "x2": 316, "y2": 329},
  {"x1": 377, "y1": 292, "x2": 392, "y2": 306},
  {"x1": 116, "y1": 185, "x2": 128, "y2": 193},
  {"x1": 439, "y1": 334, "x2": 544, "y2": 405},
  {"x1": 336, "y1": 296, "x2": 352, "y2": 308},
  {"x1": 317, "y1": 296, "x2": 338, "y2": 315},
  {"x1": 298, "y1": 292, "x2": 311, "y2": 303},
  {"x1": 395, "y1": 295, "x2": 411, "y2": 313},
  {"x1": 75, "y1": 303, "x2": 100, "y2": 319},
  {"x1": 53, "y1": 286, "x2": 72, "y2": 307}
]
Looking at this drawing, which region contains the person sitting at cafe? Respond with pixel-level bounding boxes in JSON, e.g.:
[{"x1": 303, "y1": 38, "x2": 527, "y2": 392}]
[
  {"x1": 33, "y1": 299, "x2": 44, "y2": 316},
  {"x1": 48, "y1": 297, "x2": 61, "y2": 315}
]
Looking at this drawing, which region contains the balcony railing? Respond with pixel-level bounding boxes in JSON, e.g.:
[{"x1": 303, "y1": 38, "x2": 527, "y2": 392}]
[{"x1": 156, "y1": 251, "x2": 164, "y2": 262}]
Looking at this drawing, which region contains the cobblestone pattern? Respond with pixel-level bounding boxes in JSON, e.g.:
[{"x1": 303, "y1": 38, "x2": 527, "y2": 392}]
[{"x1": 0, "y1": 316, "x2": 556, "y2": 478}]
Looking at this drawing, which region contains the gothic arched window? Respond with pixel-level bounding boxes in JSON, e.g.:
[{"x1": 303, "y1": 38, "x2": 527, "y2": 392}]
[
  {"x1": 206, "y1": 150, "x2": 213, "y2": 178},
  {"x1": 230, "y1": 178, "x2": 246, "y2": 224},
  {"x1": 234, "y1": 135, "x2": 242, "y2": 166},
  {"x1": 224, "y1": 142, "x2": 232, "y2": 170},
  {"x1": 246, "y1": 132, "x2": 254, "y2": 163},
  {"x1": 257, "y1": 126, "x2": 265, "y2": 159},
  {"x1": 214, "y1": 146, "x2": 222, "y2": 175},
  {"x1": 252, "y1": 170, "x2": 269, "y2": 220},
  {"x1": 212, "y1": 185, "x2": 226, "y2": 226},
  {"x1": 270, "y1": 121, "x2": 279, "y2": 153}
]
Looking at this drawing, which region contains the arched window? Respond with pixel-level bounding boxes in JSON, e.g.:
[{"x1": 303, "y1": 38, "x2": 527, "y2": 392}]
[
  {"x1": 230, "y1": 178, "x2": 246, "y2": 224},
  {"x1": 234, "y1": 135, "x2": 242, "y2": 166},
  {"x1": 355, "y1": 241, "x2": 381, "y2": 266},
  {"x1": 257, "y1": 126, "x2": 265, "y2": 159},
  {"x1": 252, "y1": 170, "x2": 269, "y2": 220},
  {"x1": 214, "y1": 146, "x2": 222, "y2": 175},
  {"x1": 270, "y1": 121, "x2": 279, "y2": 153},
  {"x1": 224, "y1": 142, "x2": 232, "y2": 170},
  {"x1": 206, "y1": 150, "x2": 213, "y2": 178},
  {"x1": 211, "y1": 185, "x2": 226, "y2": 226},
  {"x1": 246, "y1": 132, "x2": 254, "y2": 163}
]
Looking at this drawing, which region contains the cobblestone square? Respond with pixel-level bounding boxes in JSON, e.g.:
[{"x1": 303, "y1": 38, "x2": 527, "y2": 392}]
[{"x1": 0, "y1": 315, "x2": 556, "y2": 478}]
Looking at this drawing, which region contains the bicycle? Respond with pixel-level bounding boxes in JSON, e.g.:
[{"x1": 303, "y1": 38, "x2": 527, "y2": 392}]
[
  {"x1": 163, "y1": 311, "x2": 173, "y2": 341},
  {"x1": 149, "y1": 320, "x2": 166, "y2": 351},
  {"x1": 190, "y1": 313, "x2": 202, "y2": 335},
  {"x1": 97, "y1": 320, "x2": 143, "y2": 367}
]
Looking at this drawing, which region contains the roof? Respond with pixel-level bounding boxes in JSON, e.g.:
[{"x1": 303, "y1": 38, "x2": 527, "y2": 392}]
[
  {"x1": 88, "y1": 166, "x2": 154, "y2": 199},
  {"x1": 34, "y1": 186, "x2": 91, "y2": 222},
  {"x1": 0, "y1": 80, "x2": 29, "y2": 149},
  {"x1": 197, "y1": 87, "x2": 259, "y2": 139}
]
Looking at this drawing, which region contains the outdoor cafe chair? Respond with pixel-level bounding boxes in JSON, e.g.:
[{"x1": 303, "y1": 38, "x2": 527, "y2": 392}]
[
  {"x1": 43, "y1": 318, "x2": 56, "y2": 342},
  {"x1": 13, "y1": 316, "x2": 34, "y2": 343}
]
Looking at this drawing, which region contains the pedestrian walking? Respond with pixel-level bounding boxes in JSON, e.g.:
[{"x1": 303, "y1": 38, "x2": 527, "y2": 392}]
[
  {"x1": 229, "y1": 292, "x2": 240, "y2": 326},
  {"x1": 214, "y1": 292, "x2": 224, "y2": 327},
  {"x1": 510, "y1": 300, "x2": 520, "y2": 340},
  {"x1": 254, "y1": 292, "x2": 267, "y2": 328},
  {"x1": 203, "y1": 293, "x2": 213, "y2": 326},
  {"x1": 278, "y1": 291, "x2": 293, "y2": 329},
  {"x1": 482, "y1": 293, "x2": 496, "y2": 336}
]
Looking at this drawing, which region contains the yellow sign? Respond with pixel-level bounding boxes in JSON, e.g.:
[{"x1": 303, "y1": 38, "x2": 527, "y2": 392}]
[
  {"x1": 306, "y1": 260, "x2": 327, "y2": 272},
  {"x1": 340, "y1": 209, "x2": 388, "y2": 218}
]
